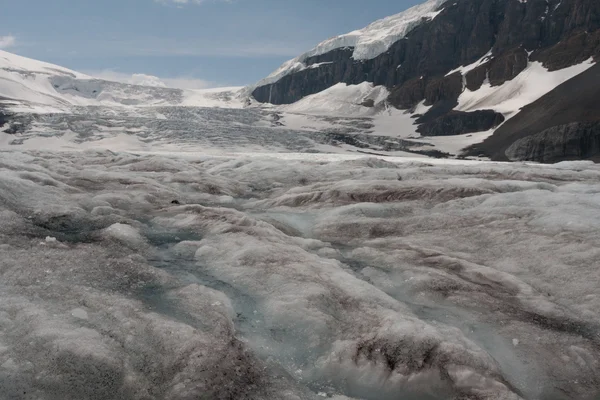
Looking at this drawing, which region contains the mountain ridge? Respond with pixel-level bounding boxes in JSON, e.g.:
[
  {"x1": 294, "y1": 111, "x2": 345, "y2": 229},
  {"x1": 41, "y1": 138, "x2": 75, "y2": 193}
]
[{"x1": 251, "y1": 0, "x2": 600, "y2": 162}]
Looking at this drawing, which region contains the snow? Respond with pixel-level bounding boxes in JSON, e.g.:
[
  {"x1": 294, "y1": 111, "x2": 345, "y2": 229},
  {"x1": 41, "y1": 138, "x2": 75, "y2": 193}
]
[
  {"x1": 181, "y1": 86, "x2": 245, "y2": 108},
  {"x1": 0, "y1": 149, "x2": 599, "y2": 399},
  {"x1": 3, "y1": 48, "x2": 598, "y2": 160},
  {"x1": 445, "y1": 49, "x2": 493, "y2": 77},
  {"x1": 280, "y1": 82, "x2": 389, "y2": 116},
  {"x1": 0, "y1": 49, "x2": 245, "y2": 112},
  {"x1": 369, "y1": 102, "x2": 429, "y2": 139},
  {"x1": 252, "y1": 0, "x2": 447, "y2": 88},
  {"x1": 0, "y1": 49, "x2": 88, "y2": 79},
  {"x1": 456, "y1": 58, "x2": 596, "y2": 117}
]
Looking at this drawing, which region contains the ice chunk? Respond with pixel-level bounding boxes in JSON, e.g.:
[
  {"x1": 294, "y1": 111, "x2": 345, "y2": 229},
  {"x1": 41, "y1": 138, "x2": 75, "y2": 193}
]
[
  {"x1": 102, "y1": 223, "x2": 145, "y2": 248},
  {"x1": 71, "y1": 308, "x2": 89, "y2": 320}
]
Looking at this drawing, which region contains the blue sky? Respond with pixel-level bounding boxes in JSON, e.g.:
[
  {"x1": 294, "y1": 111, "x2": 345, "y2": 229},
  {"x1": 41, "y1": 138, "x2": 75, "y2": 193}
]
[{"x1": 1, "y1": 0, "x2": 422, "y2": 88}]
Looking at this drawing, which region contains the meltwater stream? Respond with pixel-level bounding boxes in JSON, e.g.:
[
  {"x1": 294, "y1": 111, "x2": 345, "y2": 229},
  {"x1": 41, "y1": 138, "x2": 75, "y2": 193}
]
[{"x1": 138, "y1": 219, "x2": 458, "y2": 400}]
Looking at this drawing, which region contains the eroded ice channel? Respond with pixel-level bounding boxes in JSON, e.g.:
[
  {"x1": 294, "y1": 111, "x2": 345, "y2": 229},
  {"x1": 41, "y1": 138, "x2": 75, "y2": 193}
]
[{"x1": 0, "y1": 150, "x2": 599, "y2": 400}]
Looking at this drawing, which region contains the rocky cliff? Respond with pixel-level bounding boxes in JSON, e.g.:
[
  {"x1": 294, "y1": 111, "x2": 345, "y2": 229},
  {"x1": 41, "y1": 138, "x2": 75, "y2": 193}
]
[
  {"x1": 252, "y1": 0, "x2": 600, "y2": 162},
  {"x1": 469, "y1": 62, "x2": 600, "y2": 161}
]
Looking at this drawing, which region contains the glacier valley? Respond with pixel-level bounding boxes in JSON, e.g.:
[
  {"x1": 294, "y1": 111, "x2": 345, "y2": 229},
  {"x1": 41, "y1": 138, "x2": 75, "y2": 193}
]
[{"x1": 0, "y1": 150, "x2": 599, "y2": 400}]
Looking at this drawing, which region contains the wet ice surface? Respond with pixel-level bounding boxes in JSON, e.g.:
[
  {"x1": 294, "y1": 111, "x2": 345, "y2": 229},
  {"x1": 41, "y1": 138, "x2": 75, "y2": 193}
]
[{"x1": 0, "y1": 150, "x2": 599, "y2": 400}]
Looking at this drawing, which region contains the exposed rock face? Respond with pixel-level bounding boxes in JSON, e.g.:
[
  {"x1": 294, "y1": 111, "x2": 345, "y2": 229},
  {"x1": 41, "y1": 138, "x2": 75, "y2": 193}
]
[
  {"x1": 253, "y1": 0, "x2": 600, "y2": 107},
  {"x1": 505, "y1": 122, "x2": 600, "y2": 162},
  {"x1": 468, "y1": 63, "x2": 600, "y2": 161},
  {"x1": 252, "y1": 0, "x2": 600, "y2": 161},
  {"x1": 417, "y1": 110, "x2": 505, "y2": 137}
]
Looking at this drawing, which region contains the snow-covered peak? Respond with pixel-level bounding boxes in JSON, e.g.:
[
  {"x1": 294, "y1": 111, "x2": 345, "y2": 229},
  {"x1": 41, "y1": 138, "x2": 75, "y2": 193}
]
[
  {"x1": 0, "y1": 49, "x2": 89, "y2": 80},
  {"x1": 347, "y1": 0, "x2": 446, "y2": 60},
  {"x1": 254, "y1": 0, "x2": 447, "y2": 88},
  {"x1": 0, "y1": 50, "x2": 245, "y2": 112}
]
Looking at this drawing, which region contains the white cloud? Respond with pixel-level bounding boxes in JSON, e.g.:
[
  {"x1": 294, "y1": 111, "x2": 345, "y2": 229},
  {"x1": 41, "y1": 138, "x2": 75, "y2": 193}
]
[
  {"x1": 85, "y1": 70, "x2": 215, "y2": 90},
  {"x1": 0, "y1": 35, "x2": 16, "y2": 49}
]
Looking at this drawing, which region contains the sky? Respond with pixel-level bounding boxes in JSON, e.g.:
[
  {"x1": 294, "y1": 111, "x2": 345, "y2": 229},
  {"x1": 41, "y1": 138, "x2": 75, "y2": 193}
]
[{"x1": 0, "y1": 0, "x2": 423, "y2": 89}]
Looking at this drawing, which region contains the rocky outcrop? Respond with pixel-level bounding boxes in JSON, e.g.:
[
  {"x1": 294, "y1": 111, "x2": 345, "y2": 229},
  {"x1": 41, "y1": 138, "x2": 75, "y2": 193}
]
[
  {"x1": 251, "y1": 0, "x2": 600, "y2": 162},
  {"x1": 253, "y1": 0, "x2": 600, "y2": 107},
  {"x1": 534, "y1": 29, "x2": 600, "y2": 71},
  {"x1": 417, "y1": 110, "x2": 505, "y2": 137},
  {"x1": 505, "y1": 122, "x2": 600, "y2": 162},
  {"x1": 467, "y1": 62, "x2": 600, "y2": 161}
]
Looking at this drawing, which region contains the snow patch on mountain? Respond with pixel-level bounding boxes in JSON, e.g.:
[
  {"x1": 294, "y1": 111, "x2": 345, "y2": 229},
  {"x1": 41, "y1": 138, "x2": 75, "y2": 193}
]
[
  {"x1": 445, "y1": 49, "x2": 494, "y2": 77},
  {"x1": 280, "y1": 82, "x2": 389, "y2": 116},
  {"x1": 456, "y1": 58, "x2": 596, "y2": 117}
]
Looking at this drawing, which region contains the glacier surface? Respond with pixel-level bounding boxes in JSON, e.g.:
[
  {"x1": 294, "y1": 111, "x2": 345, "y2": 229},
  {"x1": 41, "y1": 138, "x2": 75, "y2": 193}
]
[{"x1": 0, "y1": 150, "x2": 599, "y2": 400}]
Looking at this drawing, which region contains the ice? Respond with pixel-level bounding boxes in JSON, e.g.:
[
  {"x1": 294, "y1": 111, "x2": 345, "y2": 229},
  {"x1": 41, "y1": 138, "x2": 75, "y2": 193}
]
[
  {"x1": 2, "y1": 48, "x2": 598, "y2": 162},
  {"x1": 0, "y1": 150, "x2": 598, "y2": 399},
  {"x1": 103, "y1": 223, "x2": 147, "y2": 248},
  {"x1": 0, "y1": 49, "x2": 245, "y2": 113},
  {"x1": 253, "y1": 0, "x2": 447, "y2": 88},
  {"x1": 281, "y1": 83, "x2": 390, "y2": 116},
  {"x1": 71, "y1": 308, "x2": 89, "y2": 320}
]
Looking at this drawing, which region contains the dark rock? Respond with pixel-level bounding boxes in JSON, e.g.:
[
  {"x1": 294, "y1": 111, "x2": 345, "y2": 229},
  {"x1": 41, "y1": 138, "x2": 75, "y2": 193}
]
[
  {"x1": 416, "y1": 99, "x2": 458, "y2": 124},
  {"x1": 424, "y1": 73, "x2": 463, "y2": 105},
  {"x1": 534, "y1": 29, "x2": 600, "y2": 70},
  {"x1": 253, "y1": 0, "x2": 600, "y2": 107},
  {"x1": 251, "y1": 0, "x2": 600, "y2": 162},
  {"x1": 253, "y1": 0, "x2": 600, "y2": 115},
  {"x1": 467, "y1": 63, "x2": 600, "y2": 162},
  {"x1": 488, "y1": 47, "x2": 529, "y2": 86},
  {"x1": 417, "y1": 110, "x2": 505, "y2": 137},
  {"x1": 361, "y1": 99, "x2": 375, "y2": 108},
  {"x1": 505, "y1": 122, "x2": 600, "y2": 162},
  {"x1": 466, "y1": 63, "x2": 489, "y2": 91},
  {"x1": 388, "y1": 77, "x2": 426, "y2": 109}
]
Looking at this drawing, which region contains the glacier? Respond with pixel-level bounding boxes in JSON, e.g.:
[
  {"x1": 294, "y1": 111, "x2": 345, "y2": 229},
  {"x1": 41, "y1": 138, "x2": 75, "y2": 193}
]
[
  {"x1": 3, "y1": 48, "x2": 597, "y2": 160},
  {"x1": 1, "y1": 34, "x2": 600, "y2": 400},
  {"x1": 0, "y1": 150, "x2": 599, "y2": 400},
  {"x1": 250, "y1": 0, "x2": 447, "y2": 89}
]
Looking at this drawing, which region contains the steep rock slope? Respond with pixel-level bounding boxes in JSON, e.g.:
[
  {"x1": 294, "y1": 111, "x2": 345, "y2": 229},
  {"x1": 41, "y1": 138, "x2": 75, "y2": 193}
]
[
  {"x1": 251, "y1": 0, "x2": 600, "y2": 162},
  {"x1": 468, "y1": 62, "x2": 600, "y2": 161}
]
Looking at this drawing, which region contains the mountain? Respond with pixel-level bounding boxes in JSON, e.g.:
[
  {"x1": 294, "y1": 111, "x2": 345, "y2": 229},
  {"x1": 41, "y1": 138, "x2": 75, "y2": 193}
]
[
  {"x1": 0, "y1": 50, "x2": 244, "y2": 114},
  {"x1": 3, "y1": 0, "x2": 600, "y2": 162},
  {"x1": 0, "y1": 49, "x2": 490, "y2": 157},
  {"x1": 250, "y1": 0, "x2": 600, "y2": 162}
]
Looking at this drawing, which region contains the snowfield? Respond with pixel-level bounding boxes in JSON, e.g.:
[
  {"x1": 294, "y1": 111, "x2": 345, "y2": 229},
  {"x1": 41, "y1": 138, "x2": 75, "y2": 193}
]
[
  {"x1": 0, "y1": 49, "x2": 245, "y2": 113},
  {"x1": 0, "y1": 150, "x2": 599, "y2": 400}
]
